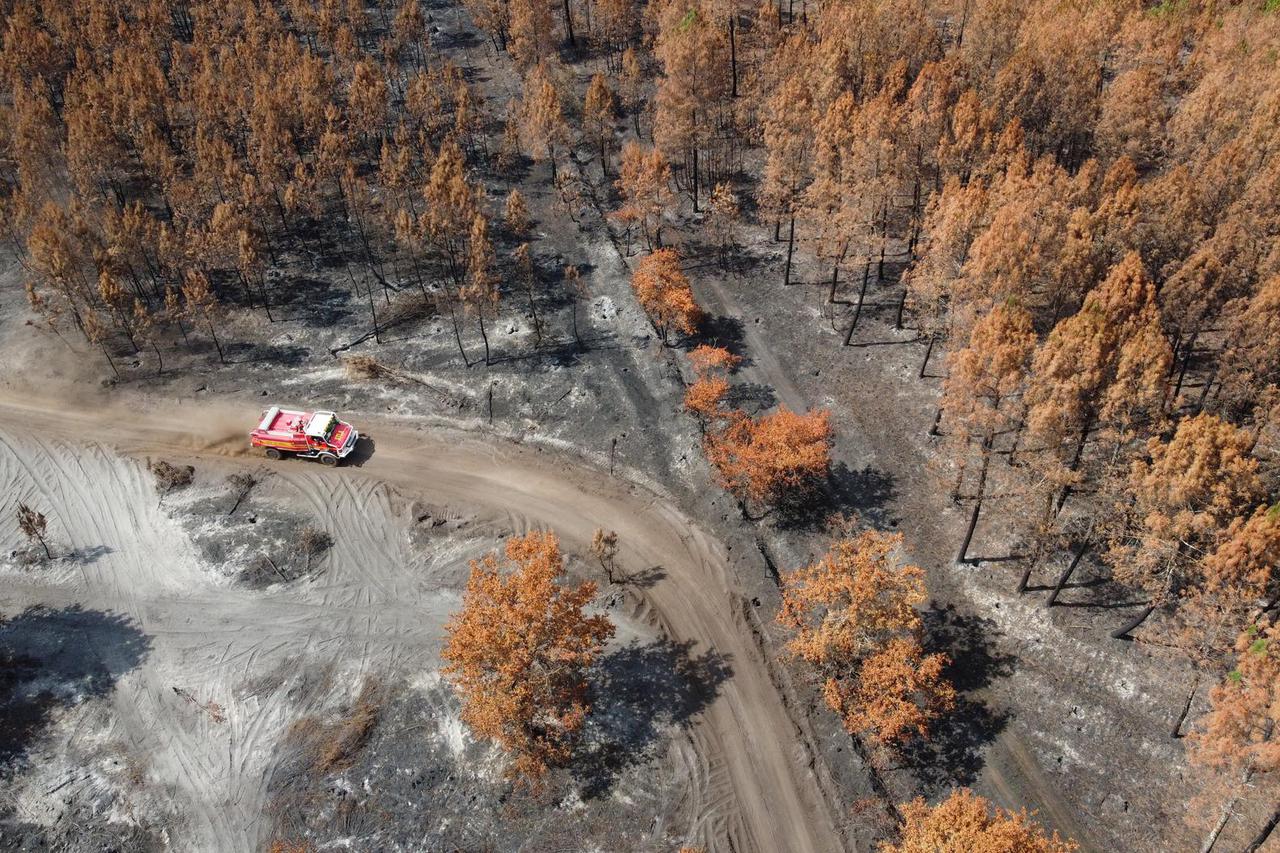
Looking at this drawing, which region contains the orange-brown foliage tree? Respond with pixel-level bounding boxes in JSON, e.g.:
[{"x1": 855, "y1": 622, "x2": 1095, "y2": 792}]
[
  {"x1": 583, "y1": 73, "x2": 618, "y2": 172},
  {"x1": 630, "y1": 248, "x2": 701, "y2": 343},
  {"x1": 1190, "y1": 622, "x2": 1280, "y2": 852},
  {"x1": 940, "y1": 301, "x2": 1036, "y2": 566},
  {"x1": 615, "y1": 142, "x2": 674, "y2": 250},
  {"x1": 684, "y1": 345, "x2": 740, "y2": 425},
  {"x1": 441, "y1": 531, "x2": 615, "y2": 783},
  {"x1": 705, "y1": 406, "x2": 832, "y2": 511},
  {"x1": 881, "y1": 788, "x2": 1077, "y2": 853},
  {"x1": 778, "y1": 531, "x2": 954, "y2": 745},
  {"x1": 1106, "y1": 413, "x2": 1262, "y2": 639}
]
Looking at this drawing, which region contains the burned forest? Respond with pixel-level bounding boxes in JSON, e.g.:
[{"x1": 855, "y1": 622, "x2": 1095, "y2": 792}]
[{"x1": 1, "y1": 0, "x2": 1279, "y2": 850}]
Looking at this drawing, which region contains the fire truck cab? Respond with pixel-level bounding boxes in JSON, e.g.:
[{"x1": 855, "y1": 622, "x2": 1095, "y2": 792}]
[{"x1": 250, "y1": 406, "x2": 359, "y2": 466}]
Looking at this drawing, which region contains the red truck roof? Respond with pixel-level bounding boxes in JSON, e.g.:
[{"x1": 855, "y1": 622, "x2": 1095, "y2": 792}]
[{"x1": 255, "y1": 406, "x2": 309, "y2": 436}]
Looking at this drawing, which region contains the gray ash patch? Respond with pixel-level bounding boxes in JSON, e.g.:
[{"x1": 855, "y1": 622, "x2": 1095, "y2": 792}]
[
  {"x1": 0, "y1": 802, "x2": 165, "y2": 853},
  {"x1": 265, "y1": 680, "x2": 695, "y2": 852},
  {"x1": 163, "y1": 479, "x2": 332, "y2": 588}
]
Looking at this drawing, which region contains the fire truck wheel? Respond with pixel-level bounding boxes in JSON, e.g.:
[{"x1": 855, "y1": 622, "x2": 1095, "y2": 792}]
[
  {"x1": 318, "y1": 453, "x2": 339, "y2": 467},
  {"x1": 264, "y1": 448, "x2": 283, "y2": 460}
]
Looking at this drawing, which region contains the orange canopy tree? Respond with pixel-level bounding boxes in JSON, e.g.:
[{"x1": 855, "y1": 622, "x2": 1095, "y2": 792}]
[
  {"x1": 1190, "y1": 622, "x2": 1280, "y2": 852},
  {"x1": 683, "y1": 344, "x2": 741, "y2": 425},
  {"x1": 442, "y1": 531, "x2": 615, "y2": 782},
  {"x1": 881, "y1": 788, "x2": 1077, "y2": 852},
  {"x1": 778, "y1": 531, "x2": 955, "y2": 745},
  {"x1": 705, "y1": 406, "x2": 832, "y2": 511},
  {"x1": 630, "y1": 248, "x2": 703, "y2": 345},
  {"x1": 1105, "y1": 412, "x2": 1262, "y2": 639}
]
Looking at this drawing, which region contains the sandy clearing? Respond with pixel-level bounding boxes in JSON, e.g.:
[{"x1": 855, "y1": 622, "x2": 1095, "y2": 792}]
[{"x1": 0, "y1": 391, "x2": 846, "y2": 853}]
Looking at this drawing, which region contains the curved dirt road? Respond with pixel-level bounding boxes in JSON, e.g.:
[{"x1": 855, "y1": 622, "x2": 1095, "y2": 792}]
[{"x1": 0, "y1": 393, "x2": 846, "y2": 853}]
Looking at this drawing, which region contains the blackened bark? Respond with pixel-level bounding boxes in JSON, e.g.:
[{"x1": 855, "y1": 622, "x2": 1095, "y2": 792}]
[
  {"x1": 1111, "y1": 603, "x2": 1157, "y2": 640},
  {"x1": 691, "y1": 140, "x2": 699, "y2": 212},
  {"x1": 1016, "y1": 562, "x2": 1033, "y2": 593},
  {"x1": 957, "y1": 436, "x2": 992, "y2": 564},
  {"x1": 562, "y1": 0, "x2": 576, "y2": 46},
  {"x1": 1170, "y1": 674, "x2": 1200, "y2": 739},
  {"x1": 783, "y1": 216, "x2": 795, "y2": 285},
  {"x1": 1243, "y1": 805, "x2": 1280, "y2": 853},
  {"x1": 958, "y1": 500, "x2": 981, "y2": 564},
  {"x1": 920, "y1": 336, "x2": 936, "y2": 379},
  {"x1": 1174, "y1": 331, "x2": 1198, "y2": 400},
  {"x1": 446, "y1": 299, "x2": 469, "y2": 367},
  {"x1": 100, "y1": 343, "x2": 121, "y2": 378},
  {"x1": 204, "y1": 314, "x2": 225, "y2": 364},
  {"x1": 477, "y1": 314, "x2": 492, "y2": 364},
  {"x1": 1045, "y1": 538, "x2": 1090, "y2": 607},
  {"x1": 1055, "y1": 417, "x2": 1092, "y2": 513},
  {"x1": 728, "y1": 15, "x2": 738, "y2": 98},
  {"x1": 847, "y1": 260, "x2": 871, "y2": 335},
  {"x1": 365, "y1": 274, "x2": 381, "y2": 344}
]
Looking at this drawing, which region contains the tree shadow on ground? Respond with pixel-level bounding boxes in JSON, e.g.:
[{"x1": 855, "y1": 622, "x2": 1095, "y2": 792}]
[
  {"x1": 225, "y1": 342, "x2": 311, "y2": 367},
  {"x1": 828, "y1": 462, "x2": 898, "y2": 526},
  {"x1": 0, "y1": 605, "x2": 151, "y2": 771},
  {"x1": 621, "y1": 565, "x2": 666, "y2": 588},
  {"x1": 485, "y1": 332, "x2": 621, "y2": 369},
  {"x1": 279, "y1": 275, "x2": 356, "y2": 327},
  {"x1": 725, "y1": 381, "x2": 777, "y2": 414},
  {"x1": 61, "y1": 545, "x2": 113, "y2": 565},
  {"x1": 903, "y1": 605, "x2": 1013, "y2": 792},
  {"x1": 775, "y1": 462, "x2": 897, "y2": 531},
  {"x1": 689, "y1": 314, "x2": 750, "y2": 365},
  {"x1": 574, "y1": 638, "x2": 731, "y2": 799}
]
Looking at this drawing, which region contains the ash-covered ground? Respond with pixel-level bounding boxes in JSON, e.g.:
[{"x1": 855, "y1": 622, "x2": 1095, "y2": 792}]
[
  {"x1": 0, "y1": 430, "x2": 728, "y2": 852},
  {"x1": 0, "y1": 0, "x2": 1253, "y2": 849}
]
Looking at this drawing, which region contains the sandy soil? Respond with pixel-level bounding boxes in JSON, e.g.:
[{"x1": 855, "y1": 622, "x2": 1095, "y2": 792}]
[{"x1": 0, "y1": 390, "x2": 843, "y2": 852}]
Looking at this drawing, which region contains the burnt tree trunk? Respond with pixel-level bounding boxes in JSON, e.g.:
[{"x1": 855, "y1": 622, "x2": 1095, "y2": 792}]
[
  {"x1": 1111, "y1": 603, "x2": 1157, "y2": 640},
  {"x1": 920, "y1": 336, "x2": 936, "y2": 378},
  {"x1": 1055, "y1": 417, "x2": 1093, "y2": 513},
  {"x1": 477, "y1": 314, "x2": 492, "y2": 365},
  {"x1": 728, "y1": 15, "x2": 738, "y2": 98},
  {"x1": 783, "y1": 216, "x2": 795, "y2": 285},
  {"x1": 561, "y1": 0, "x2": 575, "y2": 46},
  {"x1": 1045, "y1": 538, "x2": 1090, "y2": 608},
  {"x1": 846, "y1": 258, "x2": 872, "y2": 336},
  {"x1": 691, "y1": 137, "x2": 699, "y2": 212},
  {"x1": 1244, "y1": 805, "x2": 1280, "y2": 853},
  {"x1": 1170, "y1": 674, "x2": 1200, "y2": 739},
  {"x1": 1173, "y1": 331, "x2": 1199, "y2": 401},
  {"x1": 447, "y1": 299, "x2": 470, "y2": 367},
  {"x1": 204, "y1": 314, "x2": 226, "y2": 364},
  {"x1": 957, "y1": 436, "x2": 992, "y2": 564}
]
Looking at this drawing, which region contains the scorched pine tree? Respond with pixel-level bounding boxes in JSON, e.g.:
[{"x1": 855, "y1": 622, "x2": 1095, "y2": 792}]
[{"x1": 442, "y1": 531, "x2": 615, "y2": 783}]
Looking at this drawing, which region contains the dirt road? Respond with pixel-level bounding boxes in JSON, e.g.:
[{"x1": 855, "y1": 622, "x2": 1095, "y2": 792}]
[{"x1": 0, "y1": 392, "x2": 846, "y2": 852}]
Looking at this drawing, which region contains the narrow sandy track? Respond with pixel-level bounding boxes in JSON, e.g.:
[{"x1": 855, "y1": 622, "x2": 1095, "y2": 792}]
[{"x1": 0, "y1": 392, "x2": 846, "y2": 853}]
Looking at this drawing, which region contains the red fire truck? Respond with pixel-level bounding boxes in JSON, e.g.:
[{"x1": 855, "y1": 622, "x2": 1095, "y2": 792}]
[{"x1": 249, "y1": 406, "x2": 359, "y2": 466}]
